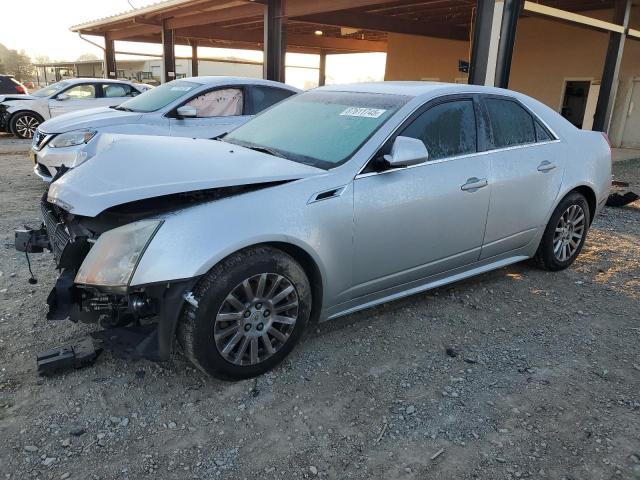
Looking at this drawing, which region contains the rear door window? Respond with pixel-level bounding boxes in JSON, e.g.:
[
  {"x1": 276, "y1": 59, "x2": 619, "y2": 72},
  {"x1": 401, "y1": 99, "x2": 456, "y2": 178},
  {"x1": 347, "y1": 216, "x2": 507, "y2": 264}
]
[
  {"x1": 101, "y1": 83, "x2": 137, "y2": 98},
  {"x1": 250, "y1": 86, "x2": 295, "y2": 114},
  {"x1": 399, "y1": 99, "x2": 477, "y2": 160},
  {"x1": 485, "y1": 98, "x2": 536, "y2": 148}
]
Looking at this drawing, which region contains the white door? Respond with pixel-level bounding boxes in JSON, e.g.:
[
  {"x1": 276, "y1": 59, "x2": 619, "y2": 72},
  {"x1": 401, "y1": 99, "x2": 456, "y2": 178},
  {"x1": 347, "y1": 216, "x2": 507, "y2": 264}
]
[
  {"x1": 622, "y1": 80, "x2": 640, "y2": 148},
  {"x1": 48, "y1": 83, "x2": 97, "y2": 117}
]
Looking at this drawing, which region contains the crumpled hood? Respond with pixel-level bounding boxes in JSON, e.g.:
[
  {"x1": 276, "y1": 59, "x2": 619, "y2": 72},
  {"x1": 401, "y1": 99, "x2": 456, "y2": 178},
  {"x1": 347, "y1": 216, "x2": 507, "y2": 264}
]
[
  {"x1": 38, "y1": 107, "x2": 143, "y2": 134},
  {"x1": 48, "y1": 133, "x2": 325, "y2": 217},
  {"x1": 0, "y1": 94, "x2": 36, "y2": 103}
]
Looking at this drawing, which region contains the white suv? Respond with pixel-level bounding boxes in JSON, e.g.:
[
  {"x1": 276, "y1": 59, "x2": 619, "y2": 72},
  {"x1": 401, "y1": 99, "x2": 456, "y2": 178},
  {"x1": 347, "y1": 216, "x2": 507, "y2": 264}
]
[{"x1": 0, "y1": 78, "x2": 149, "y2": 139}]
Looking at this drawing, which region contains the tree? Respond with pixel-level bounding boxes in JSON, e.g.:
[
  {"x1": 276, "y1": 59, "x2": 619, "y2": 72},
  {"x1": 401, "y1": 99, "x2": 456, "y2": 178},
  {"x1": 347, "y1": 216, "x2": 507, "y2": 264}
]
[
  {"x1": 34, "y1": 55, "x2": 51, "y2": 65},
  {"x1": 77, "y1": 53, "x2": 99, "y2": 62},
  {"x1": 0, "y1": 44, "x2": 33, "y2": 81}
]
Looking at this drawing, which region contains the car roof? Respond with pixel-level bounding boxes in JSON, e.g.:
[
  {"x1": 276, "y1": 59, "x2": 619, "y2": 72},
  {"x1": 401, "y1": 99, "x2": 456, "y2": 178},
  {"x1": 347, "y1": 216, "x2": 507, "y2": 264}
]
[
  {"x1": 56, "y1": 78, "x2": 134, "y2": 85},
  {"x1": 316, "y1": 81, "x2": 522, "y2": 99},
  {"x1": 181, "y1": 76, "x2": 301, "y2": 91}
]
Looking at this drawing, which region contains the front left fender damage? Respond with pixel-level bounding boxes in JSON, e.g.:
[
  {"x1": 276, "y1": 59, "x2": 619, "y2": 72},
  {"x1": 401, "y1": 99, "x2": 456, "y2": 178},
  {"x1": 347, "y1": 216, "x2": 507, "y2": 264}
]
[
  {"x1": 20, "y1": 173, "x2": 300, "y2": 363},
  {"x1": 46, "y1": 274, "x2": 199, "y2": 361}
]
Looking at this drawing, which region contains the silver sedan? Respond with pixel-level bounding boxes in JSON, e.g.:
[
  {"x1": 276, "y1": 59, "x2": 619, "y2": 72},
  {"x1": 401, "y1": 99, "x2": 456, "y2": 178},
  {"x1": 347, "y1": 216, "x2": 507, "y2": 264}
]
[
  {"x1": 30, "y1": 77, "x2": 299, "y2": 181},
  {"x1": 27, "y1": 82, "x2": 611, "y2": 379}
]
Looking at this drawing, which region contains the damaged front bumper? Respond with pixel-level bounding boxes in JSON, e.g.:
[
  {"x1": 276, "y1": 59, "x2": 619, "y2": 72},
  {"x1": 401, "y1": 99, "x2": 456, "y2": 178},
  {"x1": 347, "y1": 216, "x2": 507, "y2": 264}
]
[
  {"x1": 0, "y1": 105, "x2": 9, "y2": 132},
  {"x1": 15, "y1": 200, "x2": 198, "y2": 362},
  {"x1": 46, "y1": 274, "x2": 198, "y2": 360}
]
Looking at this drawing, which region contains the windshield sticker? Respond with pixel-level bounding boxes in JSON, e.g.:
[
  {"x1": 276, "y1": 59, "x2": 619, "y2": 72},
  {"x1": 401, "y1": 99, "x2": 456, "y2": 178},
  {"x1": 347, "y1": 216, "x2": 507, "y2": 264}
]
[
  {"x1": 170, "y1": 86, "x2": 193, "y2": 91},
  {"x1": 340, "y1": 107, "x2": 386, "y2": 118}
]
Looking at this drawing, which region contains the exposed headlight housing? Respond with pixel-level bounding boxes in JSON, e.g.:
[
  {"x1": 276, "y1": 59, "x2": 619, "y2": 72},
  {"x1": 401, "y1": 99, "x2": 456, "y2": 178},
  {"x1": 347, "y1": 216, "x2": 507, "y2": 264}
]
[
  {"x1": 75, "y1": 220, "x2": 163, "y2": 292},
  {"x1": 49, "y1": 129, "x2": 96, "y2": 148}
]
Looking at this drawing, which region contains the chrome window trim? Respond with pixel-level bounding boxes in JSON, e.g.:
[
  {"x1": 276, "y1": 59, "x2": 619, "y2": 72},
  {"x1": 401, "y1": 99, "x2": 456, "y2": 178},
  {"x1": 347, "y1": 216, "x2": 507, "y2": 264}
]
[
  {"x1": 354, "y1": 92, "x2": 561, "y2": 179},
  {"x1": 355, "y1": 138, "x2": 561, "y2": 179},
  {"x1": 482, "y1": 94, "x2": 559, "y2": 144}
]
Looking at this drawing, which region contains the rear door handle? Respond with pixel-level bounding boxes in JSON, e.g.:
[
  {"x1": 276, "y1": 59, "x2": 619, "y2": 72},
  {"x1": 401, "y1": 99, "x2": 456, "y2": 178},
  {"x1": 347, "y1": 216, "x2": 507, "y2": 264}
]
[
  {"x1": 461, "y1": 177, "x2": 488, "y2": 192},
  {"x1": 537, "y1": 161, "x2": 557, "y2": 172}
]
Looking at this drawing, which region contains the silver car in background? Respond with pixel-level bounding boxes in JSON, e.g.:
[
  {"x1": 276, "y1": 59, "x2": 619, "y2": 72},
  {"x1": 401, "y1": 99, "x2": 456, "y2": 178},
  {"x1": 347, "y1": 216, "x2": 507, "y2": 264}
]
[
  {"x1": 21, "y1": 82, "x2": 611, "y2": 380},
  {"x1": 0, "y1": 78, "x2": 149, "y2": 139},
  {"x1": 31, "y1": 77, "x2": 300, "y2": 181}
]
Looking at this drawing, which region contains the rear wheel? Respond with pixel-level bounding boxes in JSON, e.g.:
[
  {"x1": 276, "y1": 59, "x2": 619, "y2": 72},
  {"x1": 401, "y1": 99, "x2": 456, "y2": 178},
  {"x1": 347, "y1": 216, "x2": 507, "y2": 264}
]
[
  {"x1": 178, "y1": 246, "x2": 311, "y2": 380},
  {"x1": 535, "y1": 192, "x2": 590, "y2": 271},
  {"x1": 10, "y1": 111, "x2": 42, "y2": 139}
]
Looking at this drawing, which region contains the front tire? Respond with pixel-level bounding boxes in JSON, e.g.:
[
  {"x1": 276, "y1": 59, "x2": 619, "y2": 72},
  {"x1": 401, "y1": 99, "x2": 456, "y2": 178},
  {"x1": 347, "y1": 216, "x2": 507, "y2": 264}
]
[
  {"x1": 10, "y1": 111, "x2": 43, "y2": 139},
  {"x1": 535, "y1": 192, "x2": 590, "y2": 271},
  {"x1": 178, "y1": 246, "x2": 312, "y2": 380}
]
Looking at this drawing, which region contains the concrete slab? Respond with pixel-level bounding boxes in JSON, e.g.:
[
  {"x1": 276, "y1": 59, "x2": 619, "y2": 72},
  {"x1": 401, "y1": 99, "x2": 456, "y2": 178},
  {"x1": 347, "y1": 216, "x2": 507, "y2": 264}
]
[
  {"x1": 0, "y1": 133, "x2": 31, "y2": 155},
  {"x1": 612, "y1": 147, "x2": 640, "y2": 163}
]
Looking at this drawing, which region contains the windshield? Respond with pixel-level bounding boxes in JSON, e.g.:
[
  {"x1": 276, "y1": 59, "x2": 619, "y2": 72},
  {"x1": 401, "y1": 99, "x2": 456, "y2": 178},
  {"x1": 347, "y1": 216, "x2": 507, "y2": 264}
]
[
  {"x1": 31, "y1": 81, "x2": 71, "y2": 98},
  {"x1": 224, "y1": 91, "x2": 408, "y2": 169},
  {"x1": 117, "y1": 79, "x2": 200, "y2": 112}
]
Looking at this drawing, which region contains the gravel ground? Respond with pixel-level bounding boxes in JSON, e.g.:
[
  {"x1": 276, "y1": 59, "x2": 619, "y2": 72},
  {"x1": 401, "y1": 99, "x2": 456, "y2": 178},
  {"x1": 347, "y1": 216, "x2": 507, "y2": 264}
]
[{"x1": 0, "y1": 138, "x2": 639, "y2": 480}]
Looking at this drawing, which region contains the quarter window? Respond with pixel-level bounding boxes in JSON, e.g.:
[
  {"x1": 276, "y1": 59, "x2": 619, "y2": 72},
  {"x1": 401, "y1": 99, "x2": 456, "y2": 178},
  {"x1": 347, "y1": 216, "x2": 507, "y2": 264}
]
[
  {"x1": 485, "y1": 98, "x2": 536, "y2": 148},
  {"x1": 535, "y1": 120, "x2": 553, "y2": 142},
  {"x1": 399, "y1": 99, "x2": 477, "y2": 160}
]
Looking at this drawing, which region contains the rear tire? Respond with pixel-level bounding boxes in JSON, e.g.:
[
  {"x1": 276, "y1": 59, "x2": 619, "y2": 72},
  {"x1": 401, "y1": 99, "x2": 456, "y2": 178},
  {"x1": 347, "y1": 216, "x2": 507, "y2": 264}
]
[
  {"x1": 10, "y1": 111, "x2": 43, "y2": 139},
  {"x1": 535, "y1": 192, "x2": 590, "y2": 271},
  {"x1": 177, "y1": 246, "x2": 311, "y2": 380}
]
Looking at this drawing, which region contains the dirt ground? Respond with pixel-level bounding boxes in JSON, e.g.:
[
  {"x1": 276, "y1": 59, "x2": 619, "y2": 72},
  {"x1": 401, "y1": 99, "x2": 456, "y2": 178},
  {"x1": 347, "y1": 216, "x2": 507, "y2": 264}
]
[{"x1": 0, "y1": 135, "x2": 639, "y2": 480}]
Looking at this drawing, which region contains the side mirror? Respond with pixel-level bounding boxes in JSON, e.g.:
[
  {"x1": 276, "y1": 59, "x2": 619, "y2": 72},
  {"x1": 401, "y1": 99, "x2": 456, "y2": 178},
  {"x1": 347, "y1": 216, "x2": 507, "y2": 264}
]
[
  {"x1": 176, "y1": 105, "x2": 197, "y2": 118},
  {"x1": 56, "y1": 93, "x2": 70, "y2": 101},
  {"x1": 383, "y1": 136, "x2": 429, "y2": 168}
]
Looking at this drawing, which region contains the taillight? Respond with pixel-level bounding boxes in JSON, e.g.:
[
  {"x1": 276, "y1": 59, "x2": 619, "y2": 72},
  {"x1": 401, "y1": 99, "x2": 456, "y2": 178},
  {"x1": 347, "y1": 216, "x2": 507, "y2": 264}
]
[
  {"x1": 600, "y1": 132, "x2": 611, "y2": 149},
  {"x1": 15, "y1": 85, "x2": 26, "y2": 94}
]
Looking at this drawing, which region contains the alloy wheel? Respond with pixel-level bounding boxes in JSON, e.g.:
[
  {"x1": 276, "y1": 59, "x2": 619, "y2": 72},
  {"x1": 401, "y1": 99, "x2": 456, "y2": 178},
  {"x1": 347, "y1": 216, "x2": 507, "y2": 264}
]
[
  {"x1": 14, "y1": 115, "x2": 39, "y2": 138},
  {"x1": 553, "y1": 204, "x2": 585, "y2": 261},
  {"x1": 214, "y1": 273, "x2": 299, "y2": 366}
]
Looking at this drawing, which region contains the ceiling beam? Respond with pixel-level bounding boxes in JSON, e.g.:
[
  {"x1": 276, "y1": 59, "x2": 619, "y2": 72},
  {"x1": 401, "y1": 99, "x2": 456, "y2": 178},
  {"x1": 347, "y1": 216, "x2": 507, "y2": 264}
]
[
  {"x1": 523, "y1": 1, "x2": 625, "y2": 33},
  {"x1": 121, "y1": 33, "x2": 338, "y2": 54},
  {"x1": 297, "y1": 11, "x2": 468, "y2": 40},
  {"x1": 174, "y1": 25, "x2": 386, "y2": 51},
  {"x1": 284, "y1": 0, "x2": 402, "y2": 18},
  {"x1": 106, "y1": 23, "x2": 162, "y2": 41},
  {"x1": 165, "y1": 3, "x2": 263, "y2": 29}
]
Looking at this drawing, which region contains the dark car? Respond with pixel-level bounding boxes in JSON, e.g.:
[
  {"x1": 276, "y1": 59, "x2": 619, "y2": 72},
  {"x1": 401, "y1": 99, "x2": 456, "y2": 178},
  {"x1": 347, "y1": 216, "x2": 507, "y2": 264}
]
[{"x1": 0, "y1": 75, "x2": 28, "y2": 95}]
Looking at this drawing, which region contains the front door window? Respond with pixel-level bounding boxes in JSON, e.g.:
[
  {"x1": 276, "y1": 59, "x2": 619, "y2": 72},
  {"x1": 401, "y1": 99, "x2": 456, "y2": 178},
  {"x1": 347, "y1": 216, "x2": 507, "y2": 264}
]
[
  {"x1": 185, "y1": 88, "x2": 243, "y2": 117},
  {"x1": 62, "y1": 84, "x2": 96, "y2": 99}
]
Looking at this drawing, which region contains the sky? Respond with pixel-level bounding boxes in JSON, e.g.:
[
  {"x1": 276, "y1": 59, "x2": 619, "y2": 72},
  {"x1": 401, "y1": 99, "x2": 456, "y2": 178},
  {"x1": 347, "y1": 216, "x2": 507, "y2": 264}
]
[{"x1": 1, "y1": 0, "x2": 386, "y2": 87}]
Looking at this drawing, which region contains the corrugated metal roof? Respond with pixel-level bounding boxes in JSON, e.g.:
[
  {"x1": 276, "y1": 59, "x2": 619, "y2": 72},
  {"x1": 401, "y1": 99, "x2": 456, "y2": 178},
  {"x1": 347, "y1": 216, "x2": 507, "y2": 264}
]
[{"x1": 70, "y1": 0, "x2": 199, "y2": 31}]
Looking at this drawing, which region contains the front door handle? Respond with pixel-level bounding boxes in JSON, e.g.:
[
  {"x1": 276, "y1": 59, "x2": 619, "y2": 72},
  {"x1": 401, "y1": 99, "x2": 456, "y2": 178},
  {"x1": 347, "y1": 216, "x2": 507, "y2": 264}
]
[
  {"x1": 537, "y1": 161, "x2": 557, "y2": 173},
  {"x1": 461, "y1": 177, "x2": 488, "y2": 192}
]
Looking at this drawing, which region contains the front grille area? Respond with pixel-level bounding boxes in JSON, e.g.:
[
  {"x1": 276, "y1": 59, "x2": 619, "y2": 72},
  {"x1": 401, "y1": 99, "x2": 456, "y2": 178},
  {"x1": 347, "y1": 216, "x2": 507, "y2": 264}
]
[
  {"x1": 0, "y1": 105, "x2": 8, "y2": 131},
  {"x1": 40, "y1": 199, "x2": 70, "y2": 265},
  {"x1": 32, "y1": 130, "x2": 51, "y2": 151},
  {"x1": 32, "y1": 129, "x2": 42, "y2": 149}
]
